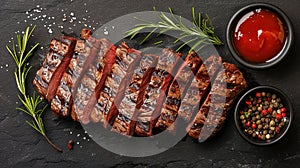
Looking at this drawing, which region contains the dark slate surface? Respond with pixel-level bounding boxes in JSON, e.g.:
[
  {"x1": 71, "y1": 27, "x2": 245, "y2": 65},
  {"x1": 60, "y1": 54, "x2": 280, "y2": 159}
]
[{"x1": 0, "y1": 0, "x2": 299, "y2": 167}]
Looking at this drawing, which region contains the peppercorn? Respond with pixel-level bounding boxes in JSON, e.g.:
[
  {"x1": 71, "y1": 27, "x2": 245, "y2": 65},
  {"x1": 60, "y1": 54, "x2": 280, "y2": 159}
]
[
  {"x1": 263, "y1": 130, "x2": 268, "y2": 135},
  {"x1": 256, "y1": 120, "x2": 261, "y2": 125},
  {"x1": 275, "y1": 127, "x2": 280, "y2": 134},
  {"x1": 266, "y1": 134, "x2": 271, "y2": 139},
  {"x1": 256, "y1": 92, "x2": 261, "y2": 98}
]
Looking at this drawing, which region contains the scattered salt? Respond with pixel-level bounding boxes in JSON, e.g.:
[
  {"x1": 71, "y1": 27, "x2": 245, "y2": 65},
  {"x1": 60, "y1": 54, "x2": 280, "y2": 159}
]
[{"x1": 48, "y1": 28, "x2": 53, "y2": 34}]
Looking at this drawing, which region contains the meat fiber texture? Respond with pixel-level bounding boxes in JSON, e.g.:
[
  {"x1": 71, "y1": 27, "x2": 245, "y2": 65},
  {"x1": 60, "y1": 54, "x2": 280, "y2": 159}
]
[{"x1": 33, "y1": 29, "x2": 247, "y2": 140}]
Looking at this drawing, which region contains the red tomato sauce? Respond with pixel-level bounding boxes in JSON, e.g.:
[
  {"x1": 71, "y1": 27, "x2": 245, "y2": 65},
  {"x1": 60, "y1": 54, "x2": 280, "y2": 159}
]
[{"x1": 233, "y1": 9, "x2": 286, "y2": 63}]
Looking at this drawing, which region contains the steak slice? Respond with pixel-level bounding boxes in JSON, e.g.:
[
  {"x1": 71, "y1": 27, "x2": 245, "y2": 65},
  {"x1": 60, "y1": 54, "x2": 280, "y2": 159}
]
[
  {"x1": 155, "y1": 52, "x2": 203, "y2": 130},
  {"x1": 177, "y1": 55, "x2": 222, "y2": 123},
  {"x1": 72, "y1": 38, "x2": 114, "y2": 124},
  {"x1": 90, "y1": 43, "x2": 141, "y2": 126},
  {"x1": 135, "y1": 49, "x2": 182, "y2": 136},
  {"x1": 188, "y1": 62, "x2": 247, "y2": 141},
  {"x1": 33, "y1": 36, "x2": 76, "y2": 101},
  {"x1": 50, "y1": 39, "x2": 91, "y2": 117},
  {"x1": 111, "y1": 54, "x2": 158, "y2": 135}
]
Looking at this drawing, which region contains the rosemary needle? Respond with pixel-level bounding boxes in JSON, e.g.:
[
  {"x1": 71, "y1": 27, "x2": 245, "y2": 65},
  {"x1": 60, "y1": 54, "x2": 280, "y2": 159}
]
[
  {"x1": 6, "y1": 26, "x2": 63, "y2": 152},
  {"x1": 124, "y1": 7, "x2": 223, "y2": 52}
]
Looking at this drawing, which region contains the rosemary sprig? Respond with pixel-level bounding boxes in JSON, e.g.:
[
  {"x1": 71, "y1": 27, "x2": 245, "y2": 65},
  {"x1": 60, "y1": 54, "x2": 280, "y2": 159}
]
[
  {"x1": 124, "y1": 7, "x2": 223, "y2": 52},
  {"x1": 6, "y1": 26, "x2": 63, "y2": 152}
]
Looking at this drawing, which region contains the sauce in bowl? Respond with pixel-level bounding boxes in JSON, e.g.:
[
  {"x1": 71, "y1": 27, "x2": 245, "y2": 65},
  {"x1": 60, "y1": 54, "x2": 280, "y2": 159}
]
[{"x1": 233, "y1": 9, "x2": 286, "y2": 63}]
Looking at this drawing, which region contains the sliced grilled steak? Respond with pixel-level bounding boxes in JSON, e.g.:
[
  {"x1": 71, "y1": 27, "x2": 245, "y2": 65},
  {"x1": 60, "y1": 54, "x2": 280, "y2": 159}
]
[
  {"x1": 90, "y1": 43, "x2": 141, "y2": 126},
  {"x1": 33, "y1": 36, "x2": 76, "y2": 101},
  {"x1": 155, "y1": 52, "x2": 203, "y2": 130},
  {"x1": 188, "y1": 62, "x2": 247, "y2": 141},
  {"x1": 135, "y1": 49, "x2": 182, "y2": 136},
  {"x1": 178, "y1": 55, "x2": 222, "y2": 123},
  {"x1": 111, "y1": 54, "x2": 158, "y2": 135}
]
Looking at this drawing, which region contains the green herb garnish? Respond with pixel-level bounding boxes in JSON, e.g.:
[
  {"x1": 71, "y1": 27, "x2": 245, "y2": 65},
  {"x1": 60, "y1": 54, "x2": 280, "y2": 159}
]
[
  {"x1": 124, "y1": 7, "x2": 223, "y2": 52},
  {"x1": 6, "y1": 26, "x2": 62, "y2": 152}
]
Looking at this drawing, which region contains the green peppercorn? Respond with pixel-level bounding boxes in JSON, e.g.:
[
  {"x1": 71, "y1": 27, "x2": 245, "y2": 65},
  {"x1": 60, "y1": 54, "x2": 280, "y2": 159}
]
[
  {"x1": 240, "y1": 115, "x2": 245, "y2": 120},
  {"x1": 262, "y1": 92, "x2": 266, "y2": 97},
  {"x1": 272, "y1": 94, "x2": 277, "y2": 100},
  {"x1": 256, "y1": 120, "x2": 261, "y2": 125},
  {"x1": 258, "y1": 124, "x2": 263, "y2": 129},
  {"x1": 256, "y1": 115, "x2": 261, "y2": 120},
  {"x1": 270, "y1": 126, "x2": 275, "y2": 131}
]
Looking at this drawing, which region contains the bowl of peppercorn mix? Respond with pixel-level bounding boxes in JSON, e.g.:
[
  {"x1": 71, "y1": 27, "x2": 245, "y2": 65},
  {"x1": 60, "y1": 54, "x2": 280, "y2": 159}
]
[{"x1": 234, "y1": 86, "x2": 293, "y2": 145}]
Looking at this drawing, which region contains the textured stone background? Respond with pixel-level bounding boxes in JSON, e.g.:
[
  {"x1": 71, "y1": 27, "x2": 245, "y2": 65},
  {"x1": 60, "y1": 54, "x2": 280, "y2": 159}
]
[{"x1": 0, "y1": 0, "x2": 299, "y2": 167}]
